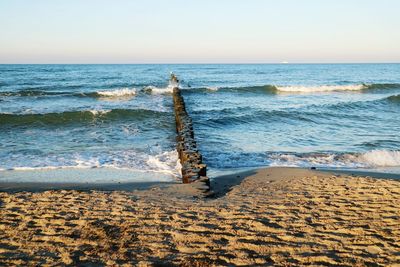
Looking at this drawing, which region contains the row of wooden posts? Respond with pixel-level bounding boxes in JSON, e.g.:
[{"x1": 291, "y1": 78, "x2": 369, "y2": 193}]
[{"x1": 172, "y1": 86, "x2": 209, "y2": 187}]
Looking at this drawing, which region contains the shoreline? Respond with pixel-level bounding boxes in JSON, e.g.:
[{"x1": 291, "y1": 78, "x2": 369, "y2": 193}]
[
  {"x1": 0, "y1": 181, "x2": 178, "y2": 193},
  {"x1": 1, "y1": 166, "x2": 400, "y2": 193}
]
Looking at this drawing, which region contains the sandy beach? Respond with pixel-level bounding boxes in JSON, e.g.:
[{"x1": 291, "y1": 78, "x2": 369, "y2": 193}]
[{"x1": 0, "y1": 167, "x2": 399, "y2": 266}]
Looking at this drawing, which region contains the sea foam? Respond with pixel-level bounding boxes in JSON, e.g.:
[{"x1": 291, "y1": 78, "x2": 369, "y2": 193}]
[
  {"x1": 88, "y1": 110, "x2": 111, "y2": 116},
  {"x1": 143, "y1": 79, "x2": 180, "y2": 94},
  {"x1": 275, "y1": 84, "x2": 366, "y2": 93},
  {"x1": 96, "y1": 88, "x2": 136, "y2": 97},
  {"x1": 146, "y1": 150, "x2": 182, "y2": 177},
  {"x1": 271, "y1": 150, "x2": 400, "y2": 168},
  {"x1": 143, "y1": 85, "x2": 174, "y2": 94},
  {"x1": 356, "y1": 150, "x2": 400, "y2": 167},
  {"x1": 0, "y1": 149, "x2": 182, "y2": 182}
]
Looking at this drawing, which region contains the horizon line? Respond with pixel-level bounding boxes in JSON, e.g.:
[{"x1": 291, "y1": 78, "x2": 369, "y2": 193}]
[{"x1": 1, "y1": 62, "x2": 399, "y2": 65}]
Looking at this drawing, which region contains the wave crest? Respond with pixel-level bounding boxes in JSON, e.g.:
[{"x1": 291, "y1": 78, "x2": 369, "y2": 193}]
[
  {"x1": 207, "y1": 150, "x2": 400, "y2": 169},
  {"x1": 276, "y1": 150, "x2": 400, "y2": 168},
  {"x1": 0, "y1": 90, "x2": 71, "y2": 97},
  {"x1": 0, "y1": 109, "x2": 167, "y2": 126},
  {"x1": 143, "y1": 85, "x2": 174, "y2": 94},
  {"x1": 271, "y1": 150, "x2": 400, "y2": 168},
  {"x1": 2, "y1": 83, "x2": 399, "y2": 97},
  {"x1": 95, "y1": 88, "x2": 136, "y2": 97},
  {"x1": 0, "y1": 149, "x2": 182, "y2": 181},
  {"x1": 353, "y1": 150, "x2": 400, "y2": 167},
  {"x1": 275, "y1": 84, "x2": 367, "y2": 93},
  {"x1": 185, "y1": 83, "x2": 400, "y2": 94},
  {"x1": 387, "y1": 94, "x2": 400, "y2": 102}
]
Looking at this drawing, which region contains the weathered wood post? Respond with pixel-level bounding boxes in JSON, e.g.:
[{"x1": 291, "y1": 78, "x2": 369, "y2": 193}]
[{"x1": 171, "y1": 75, "x2": 209, "y2": 188}]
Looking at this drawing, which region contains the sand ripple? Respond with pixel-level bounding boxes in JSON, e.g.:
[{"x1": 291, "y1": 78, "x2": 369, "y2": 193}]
[{"x1": 0, "y1": 168, "x2": 399, "y2": 266}]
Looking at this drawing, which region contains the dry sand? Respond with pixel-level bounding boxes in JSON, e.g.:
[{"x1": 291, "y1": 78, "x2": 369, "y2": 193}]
[{"x1": 0, "y1": 167, "x2": 399, "y2": 266}]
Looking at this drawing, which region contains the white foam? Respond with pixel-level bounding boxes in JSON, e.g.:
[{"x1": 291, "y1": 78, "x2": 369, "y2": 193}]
[
  {"x1": 0, "y1": 167, "x2": 177, "y2": 183},
  {"x1": 0, "y1": 149, "x2": 182, "y2": 182},
  {"x1": 88, "y1": 110, "x2": 111, "y2": 116},
  {"x1": 146, "y1": 150, "x2": 182, "y2": 177},
  {"x1": 143, "y1": 80, "x2": 179, "y2": 95},
  {"x1": 356, "y1": 150, "x2": 400, "y2": 167},
  {"x1": 96, "y1": 88, "x2": 137, "y2": 97},
  {"x1": 269, "y1": 153, "x2": 346, "y2": 168},
  {"x1": 4, "y1": 165, "x2": 94, "y2": 171},
  {"x1": 169, "y1": 79, "x2": 179, "y2": 89},
  {"x1": 269, "y1": 150, "x2": 400, "y2": 168},
  {"x1": 143, "y1": 85, "x2": 174, "y2": 95},
  {"x1": 275, "y1": 84, "x2": 366, "y2": 93}
]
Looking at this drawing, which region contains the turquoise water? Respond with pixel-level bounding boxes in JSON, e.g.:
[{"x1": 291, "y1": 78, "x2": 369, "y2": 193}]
[{"x1": 1, "y1": 64, "x2": 400, "y2": 182}]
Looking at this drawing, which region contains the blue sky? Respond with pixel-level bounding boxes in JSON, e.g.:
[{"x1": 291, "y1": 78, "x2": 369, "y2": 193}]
[{"x1": 0, "y1": 0, "x2": 399, "y2": 63}]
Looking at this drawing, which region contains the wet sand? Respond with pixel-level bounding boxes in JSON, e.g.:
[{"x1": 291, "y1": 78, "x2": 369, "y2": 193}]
[{"x1": 1, "y1": 167, "x2": 399, "y2": 266}]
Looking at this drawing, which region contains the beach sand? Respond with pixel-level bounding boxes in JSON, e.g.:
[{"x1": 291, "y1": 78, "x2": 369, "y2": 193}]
[{"x1": 1, "y1": 167, "x2": 399, "y2": 266}]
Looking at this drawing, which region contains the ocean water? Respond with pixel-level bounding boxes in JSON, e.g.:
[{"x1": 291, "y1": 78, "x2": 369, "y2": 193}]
[{"x1": 1, "y1": 64, "x2": 400, "y2": 182}]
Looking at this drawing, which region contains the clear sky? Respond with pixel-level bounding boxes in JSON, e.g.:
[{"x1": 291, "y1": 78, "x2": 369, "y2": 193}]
[{"x1": 0, "y1": 0, "x2": 399, "y2": 63}]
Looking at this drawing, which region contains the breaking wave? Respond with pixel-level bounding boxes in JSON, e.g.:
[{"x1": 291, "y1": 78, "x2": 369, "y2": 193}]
[
  {"x1": 0, "y1": 88, "x2": 137, "y2": 98},
  {"x1": 94, "y1": 88, "x2": 137, "y2": 97},
  {"x1": 0, "y1": 90, "x2": 73, "y2": 97},
  {"x1": 143, "y1": 85, "x2": 174, "y2": 94},
  {"x1": 354, "y1": 150, "x2": 400, "y2": 167},
  {"x1": 275, "y1": 84, "x2": 367, "y2": 92},
  {"x1": 1, "y1": 83, "x2": 399, "y2": 98},
  {"x1": 274, "y1": 83, "x2": 398, "y2": 93},
  {"x1": 0, "y1": 149, "x2": 182, "y2": 181},
  {"x1": 180, "y1": 85, "x2": 277, "y2": 95},
  {"x1": 270, "y1": 150, "x2": 400, "y2": 168},
  {"x1": 185, "y1": 83, "x2": 400, "y2": 94},
  {"x1": 0, "y1": 86, "x2": 165, "y2": 98},
  {"x1": 0, "y1": 109, "x2": 168, "y2": 126},
  {"x1": 206, "y1": 150, "x2": 400, "y2": 169},
  {"x1": 142, "y1": 79, "x2": 179, "y2": 94}
]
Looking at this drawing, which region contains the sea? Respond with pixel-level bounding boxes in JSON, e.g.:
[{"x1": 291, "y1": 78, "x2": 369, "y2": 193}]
[{"x1": 1, "y1": 64, "x2": 400, "y2": 183}]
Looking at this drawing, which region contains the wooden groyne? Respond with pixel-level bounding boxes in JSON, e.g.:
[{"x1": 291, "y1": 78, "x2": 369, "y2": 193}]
[{"x1": 172, "y1": 86, "x2": 209, "y2": 186}]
